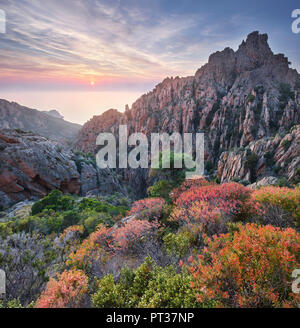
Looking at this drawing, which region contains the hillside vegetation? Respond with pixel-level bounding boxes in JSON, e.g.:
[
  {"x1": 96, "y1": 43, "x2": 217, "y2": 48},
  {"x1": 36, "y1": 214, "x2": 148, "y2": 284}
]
[{"x1": 0, "y1": 176, "x2": 299, "y2": 308}]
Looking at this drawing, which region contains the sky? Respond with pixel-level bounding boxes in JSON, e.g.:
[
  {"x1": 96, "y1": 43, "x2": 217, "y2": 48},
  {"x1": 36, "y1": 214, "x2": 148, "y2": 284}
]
[{"x1": 0, "y1": 0, "x2": 299, "y2": 124}]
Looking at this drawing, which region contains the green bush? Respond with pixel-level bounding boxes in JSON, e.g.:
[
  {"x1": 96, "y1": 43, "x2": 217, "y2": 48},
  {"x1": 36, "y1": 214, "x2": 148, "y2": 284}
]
[
  {"x1": 92, "y1": 257, "x2": 201, "y2": 308},
  {"x1": 247, "y1": 94, "x2": 255, "y2": 103},
  {"x1": 147, "y1": 180, "x2": 174, "y2": 202},
  {"x1": 276, "y1": 177, "x2": 291, "y2": 188},
  {"x1": 281, "y1": 139, "x2": 291, "y2": 151},
  {"x1": 245, "y1": 150, "x2": 259, "y2": 183},
  {"x1": 2, "y1": 192, "x2": 126, "y2": 237},
  {"x1": 79, "y1": 198, "x2": 127, "y2": 217},
  {"x1": 205, "y1": 161, "x2": 214, "y2": 174},
  {"x1": 83, "y1": 212, "x2": 113, "y2": 235},
  {"x1": 0, "y1": 222, "x2": 13, "y2": 238},
  {"x1": 163, "y1": 229, "x2": 196, "y2": 257},
  {"x1": 279, "y1": 83, "x2": 295, "y2": 105},
  {"x1": 264, "y1": 152, "x2": 275, "y2": 167},
  {"x1": 31, "y1": 190, "x2": 75, "y2": 215},
  {"x1": 149, "y1": 151, "x2": 194, "y2": 186}
]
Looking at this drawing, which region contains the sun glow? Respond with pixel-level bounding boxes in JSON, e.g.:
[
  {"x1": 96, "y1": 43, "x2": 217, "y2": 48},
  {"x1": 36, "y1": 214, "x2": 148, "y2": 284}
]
[{"x1": 90, "y1": 81, "x2": 95, "y2": 86}]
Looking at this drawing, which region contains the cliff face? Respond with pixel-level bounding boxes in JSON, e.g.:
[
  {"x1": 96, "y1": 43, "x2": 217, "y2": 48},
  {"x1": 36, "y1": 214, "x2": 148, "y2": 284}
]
[
  {"x1": 217, "y1": 125, "x2": 300, "y2": 183},
  {"x1": 0, "y1": 129, "x2": 80, "y2": 208},
  {"x1": 0, "y1": 99, "x2": 81, "y2": 144},
  {"x1": 0, "y1": 129, "x2": 128, "y2": 209},
  {"x1": 74, "y1": 31, "x2": 300, "y2": 186},
  {"x1": 74, "y1": 109, "x2": 122, "y2": 153}
]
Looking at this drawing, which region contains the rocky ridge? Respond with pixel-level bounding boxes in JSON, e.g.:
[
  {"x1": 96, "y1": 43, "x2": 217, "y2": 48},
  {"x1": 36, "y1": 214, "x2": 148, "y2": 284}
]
[
  {"x1": 0, "y1": 99, "x2": 81, "y2": 144},
  {"x1": 74, "y1": 31, "x2": 300, "y2": 188}
]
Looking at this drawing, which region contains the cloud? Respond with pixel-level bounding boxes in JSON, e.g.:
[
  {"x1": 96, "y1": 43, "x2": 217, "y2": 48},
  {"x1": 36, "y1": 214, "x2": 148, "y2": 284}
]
[{"x1": 0, "y1": 0, "x2": 298, "y2": 92}]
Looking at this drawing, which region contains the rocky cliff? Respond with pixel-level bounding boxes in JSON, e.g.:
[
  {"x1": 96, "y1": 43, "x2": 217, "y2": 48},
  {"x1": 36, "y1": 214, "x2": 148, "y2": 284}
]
[
  {"x1": 0, "y1": 129, "x2": 128, "y2": 209},
  {"x1": 1, "y1": 31, "x2": 299, "y2": 208},
  {"x1": 0, "y1": 99, "x2": 81, "y2": 144},
  {"x1": 74, "y1": 31, "x2": 300, "y2": 187}
]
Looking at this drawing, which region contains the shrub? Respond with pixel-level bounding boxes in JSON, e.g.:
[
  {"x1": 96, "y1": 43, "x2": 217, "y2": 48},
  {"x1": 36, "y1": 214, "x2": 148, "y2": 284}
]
[
  {"x1": 15, "y1": 194, "x2": 125, "y2": 237},
  {"x1": 250, "y1": 204, "x2": 296, "y2": 229},
  {"x1": 171, "y1": 177, "x2": 213, "y2": 202},
  {"x1": 252, "y1": 186, "x2": 300, "y2": 220},
  {"x1": 247, "y1": 94, "x2": 255, "y2": 103},
  {"x1": 31, "y1": 190, "x2": 74, "y2": 215},
  {"x1": 187, "y1": 224, "x2": 300, "y2": 308},
  {"x1": 0, "y1": 222, "x2": 13, "y2": 238},
  {"x1": 163, "y1": 229, "x2": 197, "y2": 257},
  {"x1": 79, "y1": 198, "x2": 127, "y2": 217},
  {"x1": 0, "y1": 233, "x2": 63, "y2": 305},
  {"x1": 0, "y1": 299, "x2": 33, "y2": 308},
  {"x1": 112, "y1": 219, "x2": 160, "y2": 254},
  {"x1": 92, "y1": 274, "x2": 123, "y2": 308},
  {"x1": 149, "y1": 151, "x2": 193, "y2": 186},
  {"x1": 23, "y1": 213, "x2": 62, "y2": 234},
  {"x1": 279, "y1": 83, "x2": 295, "y2": 105},
  {"x1": 175, "y1": 182, "x2": 255, "y2": 220},
  {"x1": 245, "y1": 150, "x2": 259, "y2": 183},
  {"x1": 276, "y1": 177, "x2": 291, "y2": 188},
  {"x1": 59, "y1": 225, "x2": 85, "y2": 249},
  {"x1": 35, "y1": 269, "x2": 88, "y2": 308},
  {"x1": 92, "y1": 257, "x2": 201, "y2": 308},
  {"x1": 147, "y1": 180, "x2": 174, "y2": 202},
  {"x1": 281, "y1": 139, "x2": 291, "y2": 151},
  {"x1": 170, "y1": 202, "x2": 229, "y2": 238},
  {"x1": 67, "y1": 224, "x2": 113, "y2": 271},
  {"x1": 83, "y1": 212, "x2": 113, "y2": 235},
  {"x1": 129, "y1": 198, "x2": 166, "y2": 221},
  {"x1": 264, "y1": 152, "x2": 275, "y2": 167}
]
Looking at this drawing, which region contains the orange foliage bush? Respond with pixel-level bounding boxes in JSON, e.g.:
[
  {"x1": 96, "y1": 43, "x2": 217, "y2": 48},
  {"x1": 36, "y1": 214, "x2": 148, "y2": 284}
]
[
  {"x1": 68, "y1": 218, "x2": 161, "y2": 269},
  {"x1": 252, "y1": 186, "x2": 300, "y2": 220},
  {"x1": 35, "y1": 269, "x2": 88, "y2": 308},
  {"x1": 187, "y1": 224, "x2": 300, "y2": 308},
  {"x1": 67, "y1": 224, "x2": 113, "y2": 270},
  {"x1": 60, "y1": 225, "x2": 84, "y2": 241}
]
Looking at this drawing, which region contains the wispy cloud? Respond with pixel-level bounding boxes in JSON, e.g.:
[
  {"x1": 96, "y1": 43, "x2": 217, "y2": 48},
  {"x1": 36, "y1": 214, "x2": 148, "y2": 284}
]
[
  {"x1": 0, "y1": 0, "x2": 298, "y2": 92},
  {"x1": 0, "y1": 0, "x2": 247, "y2": 89}
]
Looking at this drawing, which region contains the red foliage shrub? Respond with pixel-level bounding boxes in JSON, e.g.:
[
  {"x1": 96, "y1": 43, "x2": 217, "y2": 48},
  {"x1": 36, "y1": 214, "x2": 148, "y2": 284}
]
[
  {"x1": 129, "y1": 198, "x2": 166, "y2": 221},
  {"x1": 175, "y1": 182, "x2": 257, "y2": 220},
  {"x1": 67, "y1": 218, "x2": 161, "y2": 269},
  {"x1": 112, "y1": 219, "x2": 160, "y2": 253},
  {"x1": 170, "y1": 201, "x2": 227, "y2": 237},
  {"x1": 171, "y1": 177, "x2": 213, "y2": 202},
  {"x1": 187, "y1": 224, "x2": 300, "y2": 308},
  {"x1": 35, "y1": 269, "x2": 88, "y2": 308}
]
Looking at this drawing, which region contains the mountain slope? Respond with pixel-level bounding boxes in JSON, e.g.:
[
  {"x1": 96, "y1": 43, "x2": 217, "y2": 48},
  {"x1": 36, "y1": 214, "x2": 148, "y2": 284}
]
[
  {"x1": 74, "y1": 31, "x2": 300, "y2": 186},
  {"x1": 0, "y1": 99, "x2": 81, "y2": 144}
]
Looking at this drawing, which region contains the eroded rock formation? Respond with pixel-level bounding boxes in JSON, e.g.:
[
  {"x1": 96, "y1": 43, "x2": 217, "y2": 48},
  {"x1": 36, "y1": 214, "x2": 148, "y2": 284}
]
[{"x1": 74, "y1": 31, "x2": 300, "y2": 187}]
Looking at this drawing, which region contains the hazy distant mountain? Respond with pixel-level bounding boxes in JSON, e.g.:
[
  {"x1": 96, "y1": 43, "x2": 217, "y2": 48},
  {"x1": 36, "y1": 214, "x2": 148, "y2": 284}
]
[
  {"x1": 0, "y1": 99, "x2": 81, "y2": 144},
  {"x1": 42, "y1": 109, "x2": 64, "y2": 120}
]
